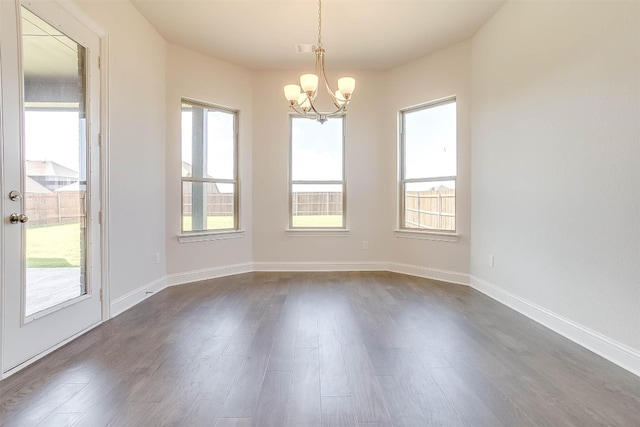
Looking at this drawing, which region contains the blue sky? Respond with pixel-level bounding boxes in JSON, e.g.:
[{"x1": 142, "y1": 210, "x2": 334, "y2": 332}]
[{"x1": 404, "y1": 101, "x2": 456, "y2": 186}]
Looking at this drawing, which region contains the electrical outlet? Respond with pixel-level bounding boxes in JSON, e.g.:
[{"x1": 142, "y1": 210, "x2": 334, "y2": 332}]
[
  {"x1": 155, "y1": 252, "x2": 161, "y2": 264},
  {"x1": 489, "y1": 254, "x2": 494, "y2": 268},
  {"x1": 362, "y1": 241, "x2": 369, "y2": 250}
]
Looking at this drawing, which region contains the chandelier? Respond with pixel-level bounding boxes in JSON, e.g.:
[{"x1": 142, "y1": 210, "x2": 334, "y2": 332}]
[{"x1": 283, "y1": 0, "x2": 356, "y2": 123}]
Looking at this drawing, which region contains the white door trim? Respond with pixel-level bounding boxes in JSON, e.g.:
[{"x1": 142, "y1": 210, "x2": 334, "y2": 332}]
[{"x1": 54, "y1": 0, "x2": 110, "y2": 323}]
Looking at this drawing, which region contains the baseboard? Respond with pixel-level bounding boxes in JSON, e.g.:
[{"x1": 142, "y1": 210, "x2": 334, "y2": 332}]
[
  {"x1": 387, "y1": 262, "x2": 470, "y2": 285},
  {"x1": 252, "y1": 261, "x2": 470, "y2": 286},
  {"x1": 166, "y1": 262, "x2": 253, "y2": 287},
  {"x1": 252, "y1": 261, "x2": 387, "y2": 272},
  {"x1": 110, "y1": 276, "x2": 167, "y2": 318},
  {"x1": 470, "y1": 276, "x2": 640, "y2": 377}
]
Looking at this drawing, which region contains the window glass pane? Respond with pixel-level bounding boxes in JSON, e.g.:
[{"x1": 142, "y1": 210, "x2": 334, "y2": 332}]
[
  {"x1": 182, "y1": 181, "x2": 235, "y2": 232},
  {"x1": 181, "y1": 104, "x2": 193, "y2": 177},
  {"x1": 181, "y1": 104, "x2": 235, "y2": 180},
  {"x1": 206, "y1": 110, "x2": 234, "y2": 180},
  {"x1": 404, "y1": 102, "x2": 456, "y2": 179},
  {"x1": 404, "y1": 180, "x2": 455, "y2": 231},
  {"x1": 22, "y1": 6, "x2": 88, "y2": 316},
  {"x1": 291, "y1": 117, "x2": 343, "y2": 181},
  {"x1": 292, "y1": 183, "x2": 343, "y2": 228}
]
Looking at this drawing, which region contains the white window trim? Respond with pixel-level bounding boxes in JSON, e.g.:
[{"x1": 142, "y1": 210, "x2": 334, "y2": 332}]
[
  {"x1": 178, "y1": 229, "x2": 245, "y2": 244},
  {"x1": 285, "y1": 228, "x2": 350, "y2": 237},
  {"x1": 289, "y1": 115, "x2": 347, "y2": 230},
  {"x1": 180, "y1": 98, "x2": 239, "y2": 235},
  {"x1": 399, "y1": 96, "x2": 457, "y2": 234},
  {"x1": 393, "y1": 229, "x2": 459, "y2": 242}
]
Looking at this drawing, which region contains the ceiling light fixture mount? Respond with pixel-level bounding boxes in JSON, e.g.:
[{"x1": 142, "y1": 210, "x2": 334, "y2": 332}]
[{"x1": 283, "y1": 0, "x2": 355, "y2": 124}]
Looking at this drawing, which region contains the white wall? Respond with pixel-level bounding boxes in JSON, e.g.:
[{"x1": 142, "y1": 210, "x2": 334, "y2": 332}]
[
  {"x1": 165, "y1": 44, "x2": 253, "y2": 280},
  {"x1": 471, "y1": 1, "x2": 640, "y2": 354},
  {"x1": 76, "y1": 0, "x2": 167, "y2": 301},
  {"x1": 252, "y1": 70, "x2": 389, "y2": 267},
  {"x1": 385, "y1": 41, "x2": 472, "y2": 279}
]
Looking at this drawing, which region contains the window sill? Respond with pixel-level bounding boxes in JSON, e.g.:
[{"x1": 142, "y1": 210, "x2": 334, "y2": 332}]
[
  {"x1": 394, "y1": 229, "x2": 459, "y2": 243},
  {"x1": 178, "y1": 230, "x2": 245, "y2": 244},
  {"x1": 286, "y1": 228, "x2": 350, "y2": 237}
]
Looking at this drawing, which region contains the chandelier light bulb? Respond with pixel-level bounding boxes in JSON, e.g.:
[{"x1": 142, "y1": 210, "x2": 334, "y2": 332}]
[
  {"x1": 338, "y1": 77, "x2": 355, "y2": 98},
  {"x1": 284, "y1": 84, "x2": 301, "y2": 104},
  {"x1": 300, "y1": 74, "x2": 319, "y2": 95},
  {"x1": 334, "y1": 89, "x2": 346, "y2": 106}
]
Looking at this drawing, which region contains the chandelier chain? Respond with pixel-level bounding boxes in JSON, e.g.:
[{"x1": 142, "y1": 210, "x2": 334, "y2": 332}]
[{"x1": 317, "y1": 0, "x2": 322, "y2": 48}]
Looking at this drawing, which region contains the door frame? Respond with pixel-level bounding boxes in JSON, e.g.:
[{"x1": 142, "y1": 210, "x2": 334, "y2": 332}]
[{"x1": 0, "y1": 0, "x2": 110, "y2": 379}]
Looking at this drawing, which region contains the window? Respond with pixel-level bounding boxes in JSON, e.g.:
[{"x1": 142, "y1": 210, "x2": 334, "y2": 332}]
[
  {"x1": 290, "y1": 116, "x2": 345, "y2": 228},
  {"x1": 181, "y1": 99, "x2": 238, "y2": 232},
  {"x1": 400, "y1": 97, "x2": 456, "y2": 232}
]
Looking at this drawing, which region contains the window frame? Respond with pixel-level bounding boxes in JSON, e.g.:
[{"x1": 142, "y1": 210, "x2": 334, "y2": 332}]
[
  {"x1": 180, "y1": 98, "x2": 239, "y2": 235},
  {"x1": 399, "y1": 96, "x2": 457, "y2": 233},
  {"x1": 288, "y1": 114, "x2": 347, "y2": 230}
]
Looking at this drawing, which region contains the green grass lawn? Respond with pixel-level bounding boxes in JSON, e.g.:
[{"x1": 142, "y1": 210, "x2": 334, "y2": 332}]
[
  {"x1": 26, "y1": 222, "x2": 82, "y2": 268},
  {"x1": 182, "y1": 215, "x2": 343, "y2": 230},
  {"x1": 183, "y1": 215, "x2": 344, "y2": 229},
  {"x1": 27, "y1": 215, "x2": 344, "y2": 268}
]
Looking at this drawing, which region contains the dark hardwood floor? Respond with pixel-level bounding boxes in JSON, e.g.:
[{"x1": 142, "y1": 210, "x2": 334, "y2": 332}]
[{"x1": 1, "y1": 271, "x2": 639, "y2": 426}]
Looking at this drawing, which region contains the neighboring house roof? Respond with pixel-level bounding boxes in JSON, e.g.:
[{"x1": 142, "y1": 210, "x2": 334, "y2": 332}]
[
  {"x1": 182, "y1": 161, "x2": 216, "y2": 180},
  {"x1": 25, "y1": 176, "x2": 52, "y2": 193},
  {"x1": 25, "y1": 160, "x2": 78, "y2": 179},
  {"x1": 55, "y1": 182, "x2": 85, "y2": 192},
  {"x1": 182, "y1": 161, "x2": 192, "y2": 177}
]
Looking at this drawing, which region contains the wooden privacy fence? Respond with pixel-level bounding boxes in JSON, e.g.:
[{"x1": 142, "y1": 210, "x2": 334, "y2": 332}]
[
  {"x1": 292, "y1": 192, "x2": 342, "y2": 216},
  {"x1": 405, "y1": 189, "x2": 455, "y2": 230},
  {"x1": 183, "y1": 193, "x2": 234, "y2": 216},
  {"x1": 183, "y1": 192, "x2": 342, "y2": 216},
  {"x1": 26, "y1": 192, "x2": 85, "y2": 225}
]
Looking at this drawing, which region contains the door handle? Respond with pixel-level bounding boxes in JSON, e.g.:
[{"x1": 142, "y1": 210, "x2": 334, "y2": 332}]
[{"x1": 9, "y1": 213, "x2": 28, "y2": 224}]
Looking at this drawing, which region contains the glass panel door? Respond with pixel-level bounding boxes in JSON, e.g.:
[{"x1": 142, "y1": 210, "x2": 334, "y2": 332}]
[{"x1": 1, "y1": 0, "x2": 102, "y2": 374}]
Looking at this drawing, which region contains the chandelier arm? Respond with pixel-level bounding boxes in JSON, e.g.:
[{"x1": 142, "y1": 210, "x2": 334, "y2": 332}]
[
  {"x1": 319, "y1": 53, "x2": 341, "y2": 108},
  {"x1": 294, "y1": 110, "x2": 347, "y2": 122},
  {"x1": 306, "y1": 90, "x2": 348, "y2": 117},
  {"x1": 309, "y1": 103, "x2": 318, "y2": 114},
  {"x1": 289, "y1": 104, "x2": 308, "y2": 116},
  {"x1": 307, "y1": 97, "x2": 323, "y2": 116},
  {"x1": 314, "y1": 47, "x2": 344, "y2": 110},
  {"x1": 290, "y1": 99, "x2": 347, "y2": 120}
]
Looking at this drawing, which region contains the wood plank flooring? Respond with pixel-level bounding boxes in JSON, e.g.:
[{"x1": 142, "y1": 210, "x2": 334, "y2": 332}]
[{"x1": 1, "y1": 271, "x2": 639, "y2": 426}]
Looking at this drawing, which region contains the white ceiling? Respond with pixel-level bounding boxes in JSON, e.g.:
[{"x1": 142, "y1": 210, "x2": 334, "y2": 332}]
[{"x1": 130, "y1": 0, "x2": 506, "y2": 71}]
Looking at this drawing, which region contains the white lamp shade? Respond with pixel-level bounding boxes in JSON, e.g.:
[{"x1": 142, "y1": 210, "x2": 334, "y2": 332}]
[
  {"x1": 284, "y1": 84, "x2": 301, "y2": 102},
  {"x1": 300, "y1": 74, "x2": 319, "y2": 93},
  {"x1": 338, "y1": 77, "x2": 356, "y2": 97},
  {"x1": 297, "y1": 93, "x2": 311, "y2": 110},
  {"x1": 334, "y1": 89, "x2": 346, "y2": 105}
]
